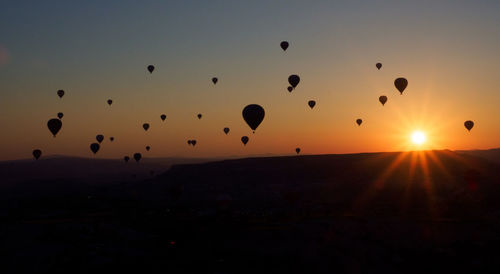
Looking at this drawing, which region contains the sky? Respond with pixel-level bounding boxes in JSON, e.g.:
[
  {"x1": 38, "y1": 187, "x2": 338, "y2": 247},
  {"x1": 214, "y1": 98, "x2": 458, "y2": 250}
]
[{"x1": 0, "y1": 0, "x2": 499, "y2": 160}]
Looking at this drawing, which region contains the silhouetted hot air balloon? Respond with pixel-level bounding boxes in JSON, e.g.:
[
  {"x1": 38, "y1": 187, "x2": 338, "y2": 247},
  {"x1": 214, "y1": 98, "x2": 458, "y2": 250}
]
[
  {"x1": 110, "y1": 137, "x2": 114, "y2": 142},
  {"x1": 394, "y1": 78, "x2": 408, "y2": 94},
  {"x1": 47, "y1": 118, "x2": 62, "y2": 137},
  {"x1": 146, "y1": 146, "x2": 150, "y2": 151},
  {"x1": 212, "y1": 77, "x2": 218, "y2": 84},
  {"x1": 223, "y1": 127, "x2": 230, "y2": 135},
  {"x1": 280, "y1": 41, "x2": 289, "y2": 51},
  {"x1": 356, "y1": 119, "x2": 362, "y2": 126},
  {"x1": 90, "y1": 143, "x2": 100, "y2": 154},
  {"x1": 33, "y1": 149, "x2": 42, "y2": 160},
  {"x1": 143, "y1": 123, "x2": 150, "y2": 131},
  {"x1": 187, "y1": 140, "x2": 192, "y2": 145},
  {"x1": 241, "y1": 136, "x2": 249, "y2": 145},
  {"x1": 57, "y1": 90, "x2": 65, "y2": 98},
  {"x1": 191, "y1": 140, "x2": 197, "y2": 146},
  {"x1": 288, "y1": 75, "x2": 300, "y2": 88},
  {"x1": 197, "y1": 114, "x2": 202, "y2": 119},
  {"x1": 57, "y1": 112, "x2": 64, "y2": 119},
  {"x1": 161, "y1": 114, "x2": 166, "y2": 121},
  {"x1": 147, "y1": 65, "x2": 155, "y2": 73},
  {"x1": 124, "y1": 156, "x2": 130, "y2": 163},
  {"x1": 376, "y1": 63, "x2": 382, "y2": 70},
  {"x1": 287, "y1": 86, "x2": 293, "y2": 93},
  {"x1": 107, "y1": 99, "x2": 113, "y2": 106},
  {"x1": 96, "y1": 134, "x2": 104, "y2": 143},
  {"x1": 295, "y1": 148, "x2": 300, "y2": 154},
  {"x1": 242, "y1": 104, "x2": 265, "y2": 133},
  {"x1": 133, "y1": 153, "x2": 142, "y2": 162},
  {"x1": 464, "y1": 120, "x2": 474, "y2": 132},
  {"x1": 379, "y1": 95, "x2": 387, "y2": 106},
  {"x1": 308, "y1": 100, "x2": 316, "y2": 109}
]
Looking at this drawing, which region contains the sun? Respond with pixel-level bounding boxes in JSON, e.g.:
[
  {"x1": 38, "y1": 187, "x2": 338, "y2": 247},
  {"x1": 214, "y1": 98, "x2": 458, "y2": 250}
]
[{"x1": 411, "y1": 131, "x2": 427, "y2": 145}]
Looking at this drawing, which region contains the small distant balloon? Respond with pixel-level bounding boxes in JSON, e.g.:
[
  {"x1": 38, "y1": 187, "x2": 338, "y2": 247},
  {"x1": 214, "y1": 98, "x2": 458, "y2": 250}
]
[
  {"x1": 90, "y1": 143, "x2": 100, "y2": 154},
  {"x1": 107, "y1": 99, "x2": 113, "y2": 106},
  {"x1": 242, "y1": 104, "x2": 265, "y2": 133},
  {"x1": 187, "y1": 140, "x2": 192, "y2": 145},
  {"x1": 212, "y1": 77, "x2": 218, "y2": 85},
  {"x1": 161, "y1": 114, "x2": 166, "y2": 121},
  {"x1": 133, "y1": 153, "x2": 142, "y2": 162},
  {"x1": 47, "y1": 118, "x2": 62, "y2": 137},
  {"x1": 146, "y1": 146, "x2": 151, "y2": 151},
  {"x1": 110, "y1": 137, "x2": 114, "y2": 142},
  {"x1": 394, "y1": 78, "x2": 408, "y2": 94},
  {"x1": 96, "y1": 134, "x2": 104, "y2": 143},
  {"x1": 376, "y1": 63, "x2": 382, "y2": 70},
  {"x1": 191, "y1": 140, "x2": 197, "y2": 146},
  {"x1": 143, "y1": 123, "x2": 150, "y2": 131},
  {"x1": 308, "y1": 100, "x2": 316, "y2": 109},
  {"x1": 33, "y1": 149, "x2": 42, "y2": 160},
  {"x1": 464, "y1": 120, "x2": 474, "y2": 131},
  {"x1": 287, "y1": 86, "x2": 293, "y2": 93},
  {"x1": 288, "y1": 75, "x2": 300, "y2": 88},
  {"x1": 356, "y1": 119, "x2": 362, "y2": 126},
  {"x1": 57, "y1": 90, "x2": 65, "y2": 98},
  {"x1": 197, "y1": 114, "x2": 202, "y2": 119},
  {"x1": 280, "y1": 41, "x2": 289, "y2": 51},
  {"x1": 223, "y1": 127, "x2": 230, "y2": 135},
  {"x1": 241, "y1": 136, "x2": 249, "y2": 145},
  {"x1": 147, "y1": 65, "x2": 155, "y2": 73},
  {"x1": 57, "y1": 112, "x2": 64, "y2": 119},
  {"x1": 295, "y1": 148, "x2": 300, "y2": 154},
  {"x1": 124, "y1": 156, "x2": 130, "y2": 163},
  {"x1": 379, "y1": 95, "x2": 387, "y2": 106}
]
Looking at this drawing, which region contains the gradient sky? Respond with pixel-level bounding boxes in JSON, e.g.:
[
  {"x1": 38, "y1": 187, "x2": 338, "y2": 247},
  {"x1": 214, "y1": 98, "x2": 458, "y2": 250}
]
[{"x1": 1, "y1": 0, "x2": 499, "y2": 160}]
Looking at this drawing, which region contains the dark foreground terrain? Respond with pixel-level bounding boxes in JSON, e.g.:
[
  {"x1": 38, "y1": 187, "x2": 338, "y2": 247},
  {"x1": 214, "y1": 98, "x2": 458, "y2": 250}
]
[{"x1": 2, "y1": 150, "x2": 500, "y2": 273}]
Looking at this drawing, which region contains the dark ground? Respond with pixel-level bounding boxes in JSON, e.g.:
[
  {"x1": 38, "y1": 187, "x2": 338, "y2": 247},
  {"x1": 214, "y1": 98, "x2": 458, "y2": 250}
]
[{"x1": 2, "y1": 150, "x2": 500, "y2": 273}]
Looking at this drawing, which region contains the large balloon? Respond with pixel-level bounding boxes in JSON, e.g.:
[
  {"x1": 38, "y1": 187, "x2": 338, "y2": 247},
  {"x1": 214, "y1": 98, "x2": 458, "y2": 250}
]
[
  {"x1": 33, "y1": 149, "x2": 42, "y2": 160},
  {"x1": 287, "y1": 86, "x2": 293, "y2": 93},
  {"x1": 197, "y1": 114, "x2": 202, "y2": 119},
  {"x1": 394, "y1": 78, "x2": 408, "y2": 94},
  {"x1": 464, "y1": 120, "x2": 474, "y2": 131},
  {"x1": 96, "y1": 134, "x2": 104, "y2": 143},
  {"x1": 107, "y1": 99, "x2": 113, "y2": 106},
  {"x1": 376, "y1": 63, "x2": 382, "y2": 70},
  {"x1": 288, "y1": 75, "x2": 300, "y2": 88},
  {"x1": 146, "y1": 146, "x2": 151, "y2": 151},
  {"x1": 161, "y1": 114, "x2": 166, "y2": 121},
  {"x1": 308, "y1": 100, "x2": 316, "y2": 109},
  {"x1": 212, "y1": 77, "x2": 218, "y2": 85},
  {"x1": 280, "y1": 41, "x2": 289, "y2": 51},
  {"x1": 47, "y1": 118, "x2": 62, "y2": 137},
  {"x1": 223, "y1": 127, "x2": 230, "y2": 135},
  {"x1": 134, "y1": 153, "x2": 142, "y2": 162},
  {"x1": 143, "y1": 123, "x2": 150, "y2": 131},
  {"x1": 147, "y1": 65, "x2": 155, "y2": 74},
  {"x1": 57, "y1": 90, "x2": 65, "y2": 98},
  {"x1": 242, "y1": 104, "x2": 265, "y2": 133},
  {"x1": 379, "y1": 95, "x2": 387, "y2": 106},
  {"x1": 356, "y1": 119, "x2": 362, "y2": 126},
  {"x1": 90, "y1": 143, "x2": 100, "y2": 154},
  {"x1": 124, "y1": 156, "x2": 130, "y2": 163},
  {"x1": 241, "y1": 136, "x2": 249, "y2": 145},
  {"x1": 295, "y1": 148, "x2": 300, "y2": 154}
]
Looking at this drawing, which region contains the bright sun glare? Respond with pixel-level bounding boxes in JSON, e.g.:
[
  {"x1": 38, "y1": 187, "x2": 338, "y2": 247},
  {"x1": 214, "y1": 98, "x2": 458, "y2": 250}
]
[{"x1": 411, "y1": 131, "x2": 427, "y2": 145}]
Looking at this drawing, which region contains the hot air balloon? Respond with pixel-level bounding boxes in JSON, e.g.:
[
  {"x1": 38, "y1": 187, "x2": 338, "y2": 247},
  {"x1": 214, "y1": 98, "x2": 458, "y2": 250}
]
[
  {"x1": 295, "y1": 148, "x2": 300, "y2": 154},
  {"x1": 147, "y1": 65, "x2": 155, "y2": 73},
  {"x1": 110, "y1": 137, "x2": 114, "y2": 142},
  {"x1": 143, "y1": 123, "x2": 150, "y2": 131},
  {"x1": 187, "y1": 140, "x2": 192, "y2": 145},
  {"x1": 90, "y1": 143, "x2": 100, "y2": 154},
  {"x1": 464, "y1": 120, "x2": 474, "y2": 131},
  {"x1": 96, "y1": 135, "x2": 104, "y2": 143},
  {"x1": 161, "y1": 114, "x2": 166, "y2": 121},
  {"x1": 107, "y1": 99, "x2": 113, "y2": 106},
  {"x1": 47, "y1": 118, "x2": 62, "y2": 137},
  {"x1": 308, "y1": 100, "x2": 316, "y2": 109},
  {"x1": 287, "y1": 86, "x2": 293, "y2": 93},
  {"x1": 57, "y1": 112, "x2": 64, "y2": 119},
  {"x1": 212, "y1": 77, "x2": 218, "y2": 85},
  {"x1": 197, "y1": 114, "x2": 202, "y2": 119},
  {"x1": 376, "y1": 63, "x2": 382, "y2": 70},
  {"x1": 33, "y1": 149, "x2": 42, "y2": 160},
  {"x1": 134, "y1": 153, "x2": 142, "y2": 162},
  {"x1": 223, "y1": 127, "x2": 230, "y2": 135},
  {"x1": 146, "y1": 146, "x2": 150, "y2": 151},
  {"x1": 394, "y1": 78, "x2": 408, "y2": 94},
  {"x1": 124, "y1": 156, "x2": 130, "y2": 163},
  {"x1": 57, "y1": 90, "x2": 65, "y2": 98},
  {"x1": 191, "y1": 140, "x2": 197, "y2": 146},
  {"x1": 242, "y1": 104, "x2": 265, "y2": 133},
  {"x1": 241, "y1": 136, "x2": 249, "y2": 145},
  {"x1": 280, "y1": 41, "x2": 289, "y2": 51},
  {"x1": 288, "y1": 75, "x2": 300, "y2": 88},
  {"x1": 379, "y1": 95, "x2": 387, "y2": 106},
  {"x1": 356, "y1": 119, "x2": 362, "y2": 126}
]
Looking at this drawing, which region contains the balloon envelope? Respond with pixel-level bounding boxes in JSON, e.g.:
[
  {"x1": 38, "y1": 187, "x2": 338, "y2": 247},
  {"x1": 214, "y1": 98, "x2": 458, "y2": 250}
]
[
  {"x1": 90, "y1": 143, "x2": 100, "y2": 154},
  {"x1": 242, "y1": 104, "x2": 265, "y2": 132},
  {"x1": 47, "y1": 118, "x2": 62, "y2": 137},
  {"x1": 295, "y1": 148, "x2": 300, "y2": 154},
  {"x1": 191, "y1": 140, "x2": 197, "y2": 146},
  {"x1": 33, "y1": 149, "x2": 42, "y2": 160},
  {"x1": 161, "y1": 114, "x2": 166, "y2": 121},
  {"x1": 197, "y1": 114, "x2": 202, "y2": 119},
  {"x1": 57, "y1": 112, "x2": 64, "y2": 119},
  {"x1": 241, "y1": 136, "x2": 249, "y2": 145},
  {"x1": 57, "y1": 90, "x2": 65, "y2": 98},
  {"x1": 376, "y1": 63, "x2": 382, "y2": 70},
  {"x1": 187, "y1": 140, "x2": 192, "y2": 145},
  {"x1": 280, "y1": 41, "x2": 289, "y2": 51},
  {"x1": 223, "y1": 127, "x2": 230, "y2": 135},
  {"x1": 287, "y1": 86, "x2": 293, "y2": 92},
  {"x1": 133, "y1": 153, "x2": 142, "y2": 162},
  {"x1": 110, "y1": 137, "x2": 114, "y2": 142},
  {"x1": 356, "y1": 119, "x2": 362, "y2": 126},
  {"x1": 147, "y1": 65, "x2": 155, "y2": 73},
  {"x1": 146, "y1": 146, "x2": 150, "y2": 151},
  {"x1": 394, "y1": 78, "x2": 408, "y2": 94},
  {"x1": 379, "y1": 95, "x2": 387, "y2": 106},
  {"x1": 464, "y1": 120, "x2": 474, "y2": 131},
  {"x1": 212, "y1": 77, "x2": 218, "y2": 84},
  {"x1": 96, "y1": 134, "x2": 104, "y2": 143},
  {"x1": 124, "y1": 156, "x2": 130, "y2": 162},
  {"x1": 107, "y1": 99, "x2": 113, "y2": 106},
  {"x1": 143, "y1": 123, "x2": 150, "y2": 131},
  {"x1": 308, "y1": 100, "x2": 316, "y2": 109},
  {"x1": 288, "y1": 75, "x2": 300, "y2": 88}
]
